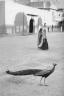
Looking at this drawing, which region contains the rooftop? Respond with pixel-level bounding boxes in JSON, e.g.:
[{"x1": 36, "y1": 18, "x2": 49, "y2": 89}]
[{"x1": 14, "y1": 0, "x2": 64, "y2": 9}]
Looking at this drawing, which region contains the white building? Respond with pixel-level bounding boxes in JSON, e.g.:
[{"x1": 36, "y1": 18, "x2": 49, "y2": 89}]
[{"x1": 0, "y1": 0, "x2": 63, "y2": 35}]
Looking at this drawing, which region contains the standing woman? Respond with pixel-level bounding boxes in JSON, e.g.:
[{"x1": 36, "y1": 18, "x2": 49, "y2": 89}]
[
  {"x1": 37, "y1": 27, "x2": 43, "y2": 48},
  {"x1": 37, "y1": 24, "x2": 49, "y2": 50}
]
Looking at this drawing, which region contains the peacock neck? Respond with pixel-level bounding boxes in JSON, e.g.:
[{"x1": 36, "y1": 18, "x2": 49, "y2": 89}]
[{"x1": 51, "y1": 65, "x2": 55, "y2": 73}]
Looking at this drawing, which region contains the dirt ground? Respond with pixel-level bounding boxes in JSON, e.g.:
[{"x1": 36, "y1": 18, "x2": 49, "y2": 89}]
[{"x1": 0, "y1": 32, "x2": 64, "y2": 96}]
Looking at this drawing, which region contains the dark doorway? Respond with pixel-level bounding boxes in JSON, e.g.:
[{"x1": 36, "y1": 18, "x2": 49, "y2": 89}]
[
  {"x1": 58, "y1": 20, "x2": 64, "y2": 31},
  {"x1": 29, "y1": 18, "x2": 34, "y2": 33}
]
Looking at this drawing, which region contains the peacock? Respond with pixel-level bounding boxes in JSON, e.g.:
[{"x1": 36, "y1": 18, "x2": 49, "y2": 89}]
[{"x1": 6, "y1": 63, "x2": 57, "y2": 85}]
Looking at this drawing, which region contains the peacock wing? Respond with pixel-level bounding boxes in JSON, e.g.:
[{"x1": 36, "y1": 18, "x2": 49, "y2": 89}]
[{"x1": 34, "y1": 69, "x2": 51, "y2": 76}]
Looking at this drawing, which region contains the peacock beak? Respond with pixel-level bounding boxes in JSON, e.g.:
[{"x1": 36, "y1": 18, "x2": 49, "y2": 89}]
[{"x1": 53, "y1": 63, "x2": 57, "y2": 66}]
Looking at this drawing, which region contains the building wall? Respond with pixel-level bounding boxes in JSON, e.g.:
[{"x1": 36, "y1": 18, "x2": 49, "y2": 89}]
[
  {"x1": 0, "y1": 1, "x2": 5, "y2": 34},
  {"x1": 5, "y1": 0, "x2": 43, "y2": 25},
  {"x1": 5, "y1": 0, "x2": 44, "y2": 35},
  {"x1": 5, "y1": 0, "x2": 59, "y2": 35},
  {"x1": 5, "y1": 0, "x2": 28, "y2": 35}
]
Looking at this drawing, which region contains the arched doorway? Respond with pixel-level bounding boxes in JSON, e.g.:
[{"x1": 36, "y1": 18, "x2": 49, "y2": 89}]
[
  {"x1": 14, "y1": 12, "x2": 28, "y2": 35},
  {"x1": 29, "y1": 18, "x2": 34, "y2": 33}
]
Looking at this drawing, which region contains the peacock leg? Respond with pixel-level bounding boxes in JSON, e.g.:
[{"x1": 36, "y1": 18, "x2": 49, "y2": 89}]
[
  {"x1": 44, "y1": 77, "x2": 48, "y2": 86},
  {"x1": 44, "y1": 77, "x2": 46, "y2": 85},
  {"x1": 40, "y1": 77, "x2": 43, "y2": 84}
]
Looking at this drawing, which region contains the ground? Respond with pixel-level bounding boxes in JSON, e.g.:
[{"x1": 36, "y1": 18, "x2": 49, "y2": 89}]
[{"x1": 0, "y1": 32, "x2": 64, "y2": 96}]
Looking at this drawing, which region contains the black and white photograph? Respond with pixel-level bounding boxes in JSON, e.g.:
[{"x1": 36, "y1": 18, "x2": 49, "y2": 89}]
[{"x1": 0, "y1": 0, "x2": 64, "y2": 96}]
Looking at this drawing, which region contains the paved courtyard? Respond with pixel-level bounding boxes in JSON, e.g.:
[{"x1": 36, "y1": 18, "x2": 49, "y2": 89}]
[{"x1": 0, "y1": 32, "x2": 64, "y2": 96}]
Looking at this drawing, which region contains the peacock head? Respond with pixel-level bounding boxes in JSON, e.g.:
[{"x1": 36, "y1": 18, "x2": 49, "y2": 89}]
[{"x1": 53, "y1": 63, "x2": 57, "y2": 67}]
